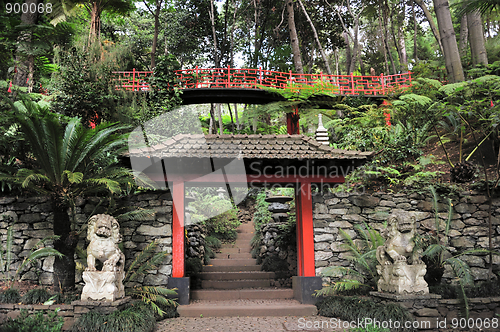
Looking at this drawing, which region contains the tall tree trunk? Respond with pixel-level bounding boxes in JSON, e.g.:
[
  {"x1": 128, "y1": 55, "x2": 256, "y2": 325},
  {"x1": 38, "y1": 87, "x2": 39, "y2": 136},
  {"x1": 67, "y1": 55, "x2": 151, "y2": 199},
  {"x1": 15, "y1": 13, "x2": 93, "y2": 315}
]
[
  {"x1": 378, "y1": 16, "x2": 390, "y2": 75},
  {"x1": 344, "y1": 32, "x2": 352, "y2": 74},
  {"x1": 14, "y1": 0, "x2": 40, "y2": 91},
  {"x1": 230, "y1": 0, "x2": 239, "y2": 67},
  {"x1": 217, "y1": 104, "x2": 223, "y2": 135},
  {"x1": 52, "y1": 198, "x2": 77, "y2": 291},
  {"x1": 210, "y1": 103, "x2": 217, "y2": 134},
  {"x1": 398, "y1": 27, "x2": 408, "y2": 71},
  {"x1": 89, "y1": 2, "x2": 101, "y2": 45},
  {"x1": 468, "y1": 10, "x2": 488, "y2": 66},
  {"x1": 459, "y1": 14, "x2": 468, "y2": 58},
  {"x1": 433, "y1": 0, "x2": 464, "y2": 82},
  {"x1": 228, "y1": 104, "x2": 235, "y2": 133},
  {"x1": 152, "y1": 1, "x2": 161, "y2": 68},
  {"x1": 334, "y1": 48, "x2": 340, "y2": 75},
  {"x1": 297, "y1": 0, "x2": 331, "y2": 74},
  {"x1": 209, "y1": 0, "x2": 220, "y2": 67},
  {"x1": 286, "y1": 0, "x2": 304, "y2": 74},
  {"x1": 413, "y1": 0, "x2": 418, "y2": 61},
  {"x1": 144, "y1": 0, "x2": 163, "y2": 69},
  {"x1": 415, "y1": 0, "x2": 444, "y2": 55},
  {"x1": 381, "y1": 0, "x2": 396, "y2": 74},
  {"x1": 234, "y1": 103, "x2": 240, "y2": 130}
]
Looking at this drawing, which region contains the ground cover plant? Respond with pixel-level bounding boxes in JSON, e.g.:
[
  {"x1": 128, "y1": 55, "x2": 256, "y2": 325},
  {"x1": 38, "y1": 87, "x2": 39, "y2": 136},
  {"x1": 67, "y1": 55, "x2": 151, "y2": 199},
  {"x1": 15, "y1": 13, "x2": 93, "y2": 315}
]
[
  {"x1": 0, "y1": 309, "x2": 64, "y2": 332},
  {"x1": 316, "y1": 296, "x2": 415, "y2": 332}
]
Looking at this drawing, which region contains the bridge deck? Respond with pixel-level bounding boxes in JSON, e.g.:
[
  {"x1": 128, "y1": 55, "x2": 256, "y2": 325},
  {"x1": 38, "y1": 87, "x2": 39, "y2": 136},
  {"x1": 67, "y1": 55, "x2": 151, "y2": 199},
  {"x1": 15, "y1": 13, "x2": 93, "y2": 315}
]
[{"x1": 112, "y1": 67, "x2": 411, "y2": 103}]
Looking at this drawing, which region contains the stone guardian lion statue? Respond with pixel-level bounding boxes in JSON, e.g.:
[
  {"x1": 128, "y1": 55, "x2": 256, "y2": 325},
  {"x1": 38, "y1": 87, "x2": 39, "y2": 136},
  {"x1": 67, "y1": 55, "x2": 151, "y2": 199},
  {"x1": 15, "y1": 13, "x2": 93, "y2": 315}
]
[{"x1": 81, "y1": 214, "x2": 125, "y2": 301}]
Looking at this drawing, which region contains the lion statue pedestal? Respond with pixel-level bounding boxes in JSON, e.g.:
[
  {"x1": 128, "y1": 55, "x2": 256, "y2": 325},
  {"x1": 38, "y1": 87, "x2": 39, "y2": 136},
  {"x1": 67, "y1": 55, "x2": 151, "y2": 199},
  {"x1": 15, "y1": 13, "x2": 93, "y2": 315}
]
[
  {"x1": 81, "y1": 214, "x2": 125, "y2": 302},
  {"x1": 376, "y1": 211, "x2": 428, "y2": 295}
]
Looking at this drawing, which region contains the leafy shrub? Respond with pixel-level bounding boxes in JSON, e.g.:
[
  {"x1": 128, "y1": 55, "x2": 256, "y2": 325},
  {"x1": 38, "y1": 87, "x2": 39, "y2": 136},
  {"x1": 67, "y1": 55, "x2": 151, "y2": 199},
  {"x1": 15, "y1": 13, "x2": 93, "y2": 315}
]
[
  {"x1": 430, "y1": 280, "x2": 500, "y2": 299},
  {"x1": 21, "y1": 288, "x2": 51, "y2": 305},
  {"x1": 185, "y1": 257, "x2": 203, "y2": 276},
  {"x1": 189, "y1": 192, "x2": 240, "y2": 241},
  {"x1": 204, "y1": 236, "x2": 222, "y2": 250},
  {"x1": 316, "y1": 296, "x2": 414, "y2": 332},
  {"x1": 70, "y1": 301, "x2": 155, "y2": 332},
  {"x1": 0, "y1": 288, "x2": 20, "y2": 303},
  {"x1": 0, "y1": 309, "x2": 64, "y2": 332}
]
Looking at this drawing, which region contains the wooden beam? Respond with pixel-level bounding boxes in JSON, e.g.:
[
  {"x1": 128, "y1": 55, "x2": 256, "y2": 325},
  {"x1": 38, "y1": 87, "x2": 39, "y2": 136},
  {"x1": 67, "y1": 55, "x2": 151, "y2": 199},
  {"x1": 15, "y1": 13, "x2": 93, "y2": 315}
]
[{"x1": 146, "y1": 173, "x2": 345, "y2": 184}]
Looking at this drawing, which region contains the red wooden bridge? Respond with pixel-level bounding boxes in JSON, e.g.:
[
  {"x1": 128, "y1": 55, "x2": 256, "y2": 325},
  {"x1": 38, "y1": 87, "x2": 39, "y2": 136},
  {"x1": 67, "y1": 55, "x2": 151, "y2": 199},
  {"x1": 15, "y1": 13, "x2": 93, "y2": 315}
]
[{"x1": 112, "y1": 67, "x2": 412, "y2": 98}]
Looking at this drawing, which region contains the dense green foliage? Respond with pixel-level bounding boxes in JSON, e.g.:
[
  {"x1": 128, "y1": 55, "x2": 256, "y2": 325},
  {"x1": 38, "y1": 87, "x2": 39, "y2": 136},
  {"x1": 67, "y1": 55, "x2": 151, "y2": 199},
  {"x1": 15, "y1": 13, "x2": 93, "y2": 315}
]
[
  {"x1": 0, "y1": 309, "x2": 64, "y2": 332},
  {"x1": 0, "y1": 288, "x2": 20, "y2": 303},
  {"x1": 69, "y1": 302, "x2": 156, "y2": 332},
  {"x1": 316, "y1": 296, "x2": 414, "y2": 332}
]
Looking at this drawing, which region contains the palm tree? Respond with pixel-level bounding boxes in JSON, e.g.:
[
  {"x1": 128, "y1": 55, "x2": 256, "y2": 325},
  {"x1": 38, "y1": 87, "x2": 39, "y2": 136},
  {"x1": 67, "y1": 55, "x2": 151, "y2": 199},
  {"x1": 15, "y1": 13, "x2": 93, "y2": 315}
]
[
  {"x1": 458, "y1": 0, "x2": 500, "y2": 14},
  {"x1": 1, "y1": 100, "x2": 138, "y2": 291}
]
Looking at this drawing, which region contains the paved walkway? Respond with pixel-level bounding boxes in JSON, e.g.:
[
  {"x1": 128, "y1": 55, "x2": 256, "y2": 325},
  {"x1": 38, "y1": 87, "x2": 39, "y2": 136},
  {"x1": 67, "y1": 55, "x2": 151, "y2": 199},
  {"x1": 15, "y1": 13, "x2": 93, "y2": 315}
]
[{"x1": 156, "y1": 316, "x2": 347, "y2": 332}]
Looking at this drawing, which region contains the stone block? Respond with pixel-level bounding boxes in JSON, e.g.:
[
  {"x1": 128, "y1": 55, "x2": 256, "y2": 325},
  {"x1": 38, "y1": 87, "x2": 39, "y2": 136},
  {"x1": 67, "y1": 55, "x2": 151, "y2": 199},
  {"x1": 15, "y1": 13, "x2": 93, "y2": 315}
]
[
  {"x1": 0, "y1": 197, "x2": 16, "y2": 204},
  {"x1": 328, "y1": 208, "x2": 347, "y2": 215},
  {"x1": 0, "y1": 211, "x2": 18, "y2": 222},
  {"x1": 415, "y1": 308, "x2": 439, "y2": 317},
  {"x1": 314, "y1": 233, "x2": 334, "y2": 242},
  {"x1": 349, "y1": 195, "x2": 379, "y2": 207},
  {"x1": 455, "y1": 203, "x2": 476, "y2": 214},
  {"x1": 136, "y1": 224, "x2": 172, "y2": 236},
  {"x1": 315, "y1": 251, "x2": 333, "y2": 261},
  {"x1": 450, "y1": 237, "x2": 475, "y2": 248},
  {"x1": 314, "y1": 203, "x2": 328, "y2": 214},
  {"x1": 463, "y1": 226, "x2": 488, "y2": 236}
]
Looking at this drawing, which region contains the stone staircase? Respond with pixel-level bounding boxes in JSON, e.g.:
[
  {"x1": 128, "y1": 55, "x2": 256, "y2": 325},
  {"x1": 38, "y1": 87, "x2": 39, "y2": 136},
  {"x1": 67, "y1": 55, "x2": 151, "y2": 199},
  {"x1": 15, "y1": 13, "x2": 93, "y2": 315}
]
[{"x1": 177, "y1": 221, "x2": 317, "y2": 317}]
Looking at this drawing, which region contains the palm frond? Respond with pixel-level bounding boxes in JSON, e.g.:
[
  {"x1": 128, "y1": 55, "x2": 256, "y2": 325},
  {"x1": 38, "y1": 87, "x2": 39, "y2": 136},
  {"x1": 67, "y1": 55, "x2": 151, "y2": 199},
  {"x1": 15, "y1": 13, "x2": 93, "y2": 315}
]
[
  {"x1": 16, "y1": 247, "x2": 64, "y2": 276},
  {"x1": 125, "y1": 241, "x2": 159, "y2": 282},
  {"x1": 456, "y1": 0, "x2": 500, "y2": 16},
  {"x1": 116, "y1": 209, "x2": 155, "y2": 222}
]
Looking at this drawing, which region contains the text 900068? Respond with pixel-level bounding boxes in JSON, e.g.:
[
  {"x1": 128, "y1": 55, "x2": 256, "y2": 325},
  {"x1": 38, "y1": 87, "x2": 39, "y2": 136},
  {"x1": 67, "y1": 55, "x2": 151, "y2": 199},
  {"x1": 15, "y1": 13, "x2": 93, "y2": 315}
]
[{"x1": 6, "y1": 2, "x2": 52, "y2": 14}]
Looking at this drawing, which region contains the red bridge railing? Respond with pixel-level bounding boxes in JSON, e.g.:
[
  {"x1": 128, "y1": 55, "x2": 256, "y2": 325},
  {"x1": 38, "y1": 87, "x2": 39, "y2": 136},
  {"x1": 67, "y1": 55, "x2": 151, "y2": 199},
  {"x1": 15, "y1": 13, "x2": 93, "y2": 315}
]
[{"x1": 112, "y1": 67, "x2": 412, "y2": 96}]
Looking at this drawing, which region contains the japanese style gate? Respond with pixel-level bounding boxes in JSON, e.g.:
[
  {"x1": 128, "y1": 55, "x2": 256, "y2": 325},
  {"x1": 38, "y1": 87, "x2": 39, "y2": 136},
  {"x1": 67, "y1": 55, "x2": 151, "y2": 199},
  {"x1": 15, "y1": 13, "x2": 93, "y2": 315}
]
[{"x1": 127, "y1": 134, "x2": 373, "y2": 304}]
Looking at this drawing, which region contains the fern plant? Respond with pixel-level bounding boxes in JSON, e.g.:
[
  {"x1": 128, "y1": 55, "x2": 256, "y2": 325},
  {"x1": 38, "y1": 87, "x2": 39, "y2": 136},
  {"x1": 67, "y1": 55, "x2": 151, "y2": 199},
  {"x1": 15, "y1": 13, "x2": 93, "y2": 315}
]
[
  {"x1": 316, "y1": 223, "x2": 384, "y2": 296},
  {"x1": 125, "y1": 240, "x2": 178, "y2": 317}
]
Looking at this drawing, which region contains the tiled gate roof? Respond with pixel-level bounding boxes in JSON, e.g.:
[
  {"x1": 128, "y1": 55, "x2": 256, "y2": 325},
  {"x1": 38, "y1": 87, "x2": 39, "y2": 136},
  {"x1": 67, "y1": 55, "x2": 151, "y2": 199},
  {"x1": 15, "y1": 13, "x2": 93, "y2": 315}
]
[{"x1": 127, "y1": 134, "x2": 374, "y2": 160}]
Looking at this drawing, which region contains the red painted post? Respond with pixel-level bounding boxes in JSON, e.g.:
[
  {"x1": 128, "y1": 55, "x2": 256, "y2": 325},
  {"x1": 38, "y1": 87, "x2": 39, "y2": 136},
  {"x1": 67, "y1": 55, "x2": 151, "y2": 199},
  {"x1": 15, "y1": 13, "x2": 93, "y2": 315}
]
[
  {"x1": 350, "y1": 72, "x2": 354, "y2": 95},
  {"x1": 259, "y1": 67, "x2": 262, "y2": 86},
  {"x1": 227, "y1": 65, "x2": 231, "y2": 88},
  {"x1": 299, "y1": 182, "x2": 315, "y2": 276},
  {"x1": 132, "y1": 68, "x2": 136, "y2": 91},
  {"x1": 381, "y1": 73, "x2": 385, "y2": 95},
  {"x1": 172, "y1": 180, "x2": 185, "y2": 278},
  {"x1": 295, "y1": 185, "x2": 304, "y2": 276}
]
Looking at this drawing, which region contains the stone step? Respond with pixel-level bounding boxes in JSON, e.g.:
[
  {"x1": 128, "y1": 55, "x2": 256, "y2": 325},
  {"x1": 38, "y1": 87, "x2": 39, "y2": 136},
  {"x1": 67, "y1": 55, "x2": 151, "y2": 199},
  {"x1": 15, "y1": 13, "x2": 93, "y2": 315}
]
[
  {"x1": 201, "y1": 279, "x2": 271, "y2": 289},
  {"x1": 198, "y1": 271, "x2": 275, "y2": 280},
  {"x1": 190, "y1": 289, "x2": 294, "y2": 301},
  {"x1": 214, "y1": 252, "x2": 253, "y2": 259},
  {"x1": 235, "y1": 233, "x2": 254, "y2": 240},
  {"x1": 202, "y1": 265, "x2": 262, "y2": 272},
  {"x1": 178, "y1": 300, "x2": 317, "y2": 317},
  {"x1": 220, "y1": 243, "x2": 251, "y2": 249},
  {"x1": 236, "y1": 223, "x2": 254, "y2": 232},
  {"x1": 218, "y1": 247, "x2": 250, "y2": 254},
  {"x1": 208, "y1": 258, "x2": 257, "y2": 266}
]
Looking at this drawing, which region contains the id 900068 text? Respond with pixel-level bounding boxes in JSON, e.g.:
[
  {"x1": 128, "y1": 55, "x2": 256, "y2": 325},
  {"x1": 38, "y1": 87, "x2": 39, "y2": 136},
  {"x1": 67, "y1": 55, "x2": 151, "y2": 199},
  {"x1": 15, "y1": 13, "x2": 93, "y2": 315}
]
[{"x1": 6, "y1": 2, "x2": 52, "y2": 14}]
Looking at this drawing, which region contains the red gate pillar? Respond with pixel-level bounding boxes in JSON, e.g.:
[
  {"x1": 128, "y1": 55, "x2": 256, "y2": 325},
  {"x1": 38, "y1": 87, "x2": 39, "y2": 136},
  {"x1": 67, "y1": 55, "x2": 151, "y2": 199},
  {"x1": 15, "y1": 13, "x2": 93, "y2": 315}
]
[
  {"x1": 172, "y1": 180, "x2": 185, "y2": 277},
  {"x1": 168, "y1": 179, "x2": 190, "y2": 304},
  {"x1": 295, "y1": 185, "x2": 304, "y2": 276},
  {"x1": 297, "y1": 182, "x2": 315, "y2": 276}
]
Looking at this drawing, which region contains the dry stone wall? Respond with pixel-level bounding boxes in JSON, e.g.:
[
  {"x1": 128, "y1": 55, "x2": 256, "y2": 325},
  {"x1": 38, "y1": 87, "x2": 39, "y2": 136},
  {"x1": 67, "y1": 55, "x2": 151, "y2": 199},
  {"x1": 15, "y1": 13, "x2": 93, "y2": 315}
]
[
  {"x1": 0, "y1": 191, "x2": 173, "y2": 289},
  {"x1": 313, "y1": 190, "x2": 500, "y2": 282}
]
